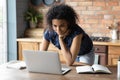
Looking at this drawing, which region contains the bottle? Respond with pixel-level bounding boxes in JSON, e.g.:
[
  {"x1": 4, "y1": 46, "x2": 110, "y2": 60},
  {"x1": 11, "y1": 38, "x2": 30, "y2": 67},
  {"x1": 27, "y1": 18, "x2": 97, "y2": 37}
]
[{"x1": 117, "y1": 56, "x2": 120, "y2": 79}]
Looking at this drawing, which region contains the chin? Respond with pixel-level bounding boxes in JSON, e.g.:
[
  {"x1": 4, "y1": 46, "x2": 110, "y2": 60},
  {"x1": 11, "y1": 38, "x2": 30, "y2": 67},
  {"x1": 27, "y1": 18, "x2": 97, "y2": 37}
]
[{"x1": 57, "y1": 33, "x2": 63, "y2": 35}]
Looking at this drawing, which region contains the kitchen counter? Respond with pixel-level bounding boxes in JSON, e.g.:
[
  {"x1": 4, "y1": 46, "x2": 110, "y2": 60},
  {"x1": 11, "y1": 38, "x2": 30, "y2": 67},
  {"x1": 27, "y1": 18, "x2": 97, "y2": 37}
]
[
  {"x1": 17, "y1": 38, "x2": 120, "y2": 65},
  {"x1": 17, "y1": 38, "x2": 43, "y2": 42},
  {"x1": 93, "y1": 40, "x2": 120, "y2": 46},
  {"x1": 17, "y1": 38, "x2": 120, "y2": 46}
]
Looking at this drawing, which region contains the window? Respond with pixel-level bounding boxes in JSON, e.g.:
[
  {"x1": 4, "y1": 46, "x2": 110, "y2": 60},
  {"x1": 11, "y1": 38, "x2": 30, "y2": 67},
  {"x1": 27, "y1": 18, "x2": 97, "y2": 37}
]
[{"x1": 0, "y1": 0, "x2": 7, "y2": 64}]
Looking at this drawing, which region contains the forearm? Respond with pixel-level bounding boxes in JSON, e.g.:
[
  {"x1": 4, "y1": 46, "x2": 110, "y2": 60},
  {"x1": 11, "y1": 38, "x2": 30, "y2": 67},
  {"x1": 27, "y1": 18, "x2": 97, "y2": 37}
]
[
  {"x1": 40, "y1": 38, "x2": 50, "y2": 51},
  {"x1": 59, "y1": 37, "x2": 74, "y2": 66}
]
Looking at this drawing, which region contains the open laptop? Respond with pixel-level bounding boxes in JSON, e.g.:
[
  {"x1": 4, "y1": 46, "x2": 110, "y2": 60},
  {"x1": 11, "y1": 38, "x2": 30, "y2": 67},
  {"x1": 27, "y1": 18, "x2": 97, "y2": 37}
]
[{"x1": 22, "y1": 50, "x2": 71, "y2": 75}]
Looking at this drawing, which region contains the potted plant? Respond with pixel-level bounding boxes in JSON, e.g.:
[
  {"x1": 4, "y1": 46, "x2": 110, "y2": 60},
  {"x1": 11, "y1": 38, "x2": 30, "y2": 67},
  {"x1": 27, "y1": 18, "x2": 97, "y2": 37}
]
[{"x1": 24, "y1": 7, "x2": 43, "y2": 28}]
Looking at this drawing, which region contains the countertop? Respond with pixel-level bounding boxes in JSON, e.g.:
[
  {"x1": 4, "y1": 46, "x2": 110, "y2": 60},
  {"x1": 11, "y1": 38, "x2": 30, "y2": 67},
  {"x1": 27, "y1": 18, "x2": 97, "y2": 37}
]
[
  {"x1": 17, "y1": 38, "x2": 43, "y2": 42},
  {"x1": 93, "y1": 40, "x2": 120, "y2": 46},
  {"x1": 17, "y1": 38, "x2": 120, "y2": 46}
]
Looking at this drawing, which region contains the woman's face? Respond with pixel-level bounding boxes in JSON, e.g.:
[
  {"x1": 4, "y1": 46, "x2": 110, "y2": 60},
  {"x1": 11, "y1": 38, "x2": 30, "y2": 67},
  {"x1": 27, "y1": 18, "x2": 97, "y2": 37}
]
[{"x1": 52, "y1": 19, "x2": 68, "y2": 35}]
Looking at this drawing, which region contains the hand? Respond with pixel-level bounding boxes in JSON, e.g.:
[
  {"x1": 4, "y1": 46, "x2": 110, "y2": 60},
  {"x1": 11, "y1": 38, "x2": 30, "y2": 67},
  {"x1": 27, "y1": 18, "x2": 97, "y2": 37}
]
[
  {"x1": 59, "y1": 30, "x2": 70, "y2": 39},
  {"x1": 59, "y1": 35, "x2": 65, "y2": 39}
]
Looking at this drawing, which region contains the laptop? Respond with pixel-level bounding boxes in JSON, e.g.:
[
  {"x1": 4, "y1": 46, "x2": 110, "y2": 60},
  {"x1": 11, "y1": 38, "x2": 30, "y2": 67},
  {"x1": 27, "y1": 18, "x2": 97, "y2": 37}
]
[{"x1": 22, "y1": 50, "x2": 71, "y2": 75}]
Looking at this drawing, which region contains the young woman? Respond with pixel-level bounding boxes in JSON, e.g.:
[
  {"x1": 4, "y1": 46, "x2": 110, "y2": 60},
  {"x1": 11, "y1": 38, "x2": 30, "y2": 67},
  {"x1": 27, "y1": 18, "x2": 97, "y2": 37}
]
[{"x1": 40, "y1": 4, "x2": 94, "y2": 66}]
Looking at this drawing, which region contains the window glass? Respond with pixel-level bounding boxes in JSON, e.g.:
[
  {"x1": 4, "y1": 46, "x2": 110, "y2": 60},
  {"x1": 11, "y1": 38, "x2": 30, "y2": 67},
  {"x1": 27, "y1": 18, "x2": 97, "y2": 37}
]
[{"x1": 0, "y1": 0, "x2": 7, "y2": 64}]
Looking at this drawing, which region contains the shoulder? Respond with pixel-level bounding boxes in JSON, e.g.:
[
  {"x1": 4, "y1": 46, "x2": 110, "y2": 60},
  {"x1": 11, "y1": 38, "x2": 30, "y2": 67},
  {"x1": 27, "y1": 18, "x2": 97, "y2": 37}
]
[
  {"x1": 69, "y1": 24, "x2": 84, "y2": 38},
  {"x1": 44, "y1": 29, "x2": 57, "y2": 37},
  {"x1": 75, "y1": 24, "x2": 84, "y2": 32},
  {"x1": 71, "y1": 24, "x2": 85, "y2": 34},
  {"x1": 73, "y1": 34, "x2": 83, "y2": 42},
  {"x1": 43, "y1": 29, "x2": 58, "y2": 41}
]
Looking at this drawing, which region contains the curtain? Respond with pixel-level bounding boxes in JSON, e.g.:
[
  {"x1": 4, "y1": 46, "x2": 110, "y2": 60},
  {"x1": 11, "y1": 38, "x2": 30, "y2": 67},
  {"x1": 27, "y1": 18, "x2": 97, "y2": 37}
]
[{"x1": 0, "y1": 0, "x2": 7, "y2": 64}]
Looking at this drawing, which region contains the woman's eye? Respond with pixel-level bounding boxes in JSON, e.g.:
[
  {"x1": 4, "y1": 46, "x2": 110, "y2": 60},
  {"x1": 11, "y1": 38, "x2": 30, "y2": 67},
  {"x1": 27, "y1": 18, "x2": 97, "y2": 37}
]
[
  {"x1": 60, "y1": 25, "x2": 64, "y2": 27},
  {"x1": 53, "y1": 25, "x2": 57, "y2": 27}
]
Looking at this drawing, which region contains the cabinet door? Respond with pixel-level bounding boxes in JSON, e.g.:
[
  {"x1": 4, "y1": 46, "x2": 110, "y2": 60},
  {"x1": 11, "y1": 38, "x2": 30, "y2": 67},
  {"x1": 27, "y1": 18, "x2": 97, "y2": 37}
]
[
  {"x1": 108, "y1": 46, "x2": 120, "y2": 55},
  {"x1": 18, "y1": 42, "x2": 40, "y2": 60},
  {"x1": 108, "y1": 46, "x2": 120, "y2": 65},
  {"x1": 108, "y1": 55, "x2": 119, "y2": 66}
]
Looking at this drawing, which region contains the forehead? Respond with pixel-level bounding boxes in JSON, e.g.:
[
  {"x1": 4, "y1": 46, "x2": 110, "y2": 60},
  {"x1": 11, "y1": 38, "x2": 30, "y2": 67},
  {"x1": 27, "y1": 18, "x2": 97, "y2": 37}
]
[{"x1": 52, "y1": 19, "x2": 67, "y2": 24}]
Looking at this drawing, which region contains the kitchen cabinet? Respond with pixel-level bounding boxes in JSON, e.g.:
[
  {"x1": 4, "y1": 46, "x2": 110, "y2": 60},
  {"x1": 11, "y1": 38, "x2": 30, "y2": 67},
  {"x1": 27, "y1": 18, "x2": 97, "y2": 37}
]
[
  {"x1": 17, "y1": 30, "x2": 120, "y2": 66},
  {"x1": 18, "y1": 41, "x2": 40, "y2": 60},
  {"x1": 93, "y1": 40, "x2": 120, "y2": 66},
  {"x1": 17, "y1": 28, "x2": 66, "y2": 63},
  {"x1": 17, "y1": 38, "x2": 42, "y2": 60},
  {"x1": 17, "y1": 38, "x2": 66, "y2": 63},
  {"x1": 108, "y1": 46, "x2": 120, "y2": 65},
  {"x1": 94, "y1": 45, "x2": 108, "y2": 65}
]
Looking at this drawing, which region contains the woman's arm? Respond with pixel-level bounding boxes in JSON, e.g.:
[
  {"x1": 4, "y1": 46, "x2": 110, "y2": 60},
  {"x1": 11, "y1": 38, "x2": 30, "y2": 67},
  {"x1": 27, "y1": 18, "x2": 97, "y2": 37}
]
[
  {"x1": 40, "y1": 37, "x2": 50, "y2": 51},
  {"x1": 59, "y1": 34, "x2": 83, "y2": 66}
]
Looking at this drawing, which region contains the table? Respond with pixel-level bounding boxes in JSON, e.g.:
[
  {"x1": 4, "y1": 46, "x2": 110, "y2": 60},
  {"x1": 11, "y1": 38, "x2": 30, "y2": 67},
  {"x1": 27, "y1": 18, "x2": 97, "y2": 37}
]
[{"x1": 0, "y1": 64, "x2": 118, "y2": 80}]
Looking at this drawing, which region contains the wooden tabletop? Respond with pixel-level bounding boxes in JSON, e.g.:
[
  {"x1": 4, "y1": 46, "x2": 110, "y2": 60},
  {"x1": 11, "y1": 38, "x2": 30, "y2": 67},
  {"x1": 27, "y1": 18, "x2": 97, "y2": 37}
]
[{"x1": 0, "y1": 64, "x2": 118, "y2": 80}]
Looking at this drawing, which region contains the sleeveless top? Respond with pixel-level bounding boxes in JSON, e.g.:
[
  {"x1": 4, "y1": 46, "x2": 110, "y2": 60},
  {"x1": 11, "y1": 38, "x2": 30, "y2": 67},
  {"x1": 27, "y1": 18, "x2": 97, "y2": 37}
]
[{"x1": 43, "y1": 24, "x2": 93, "y2": 55}]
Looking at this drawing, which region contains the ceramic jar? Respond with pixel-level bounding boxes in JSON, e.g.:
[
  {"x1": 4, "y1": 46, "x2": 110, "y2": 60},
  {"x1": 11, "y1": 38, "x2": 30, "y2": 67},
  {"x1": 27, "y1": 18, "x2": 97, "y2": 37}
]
[{"x1": 111, "y1": 29, "x2": 118, "y2": 40}]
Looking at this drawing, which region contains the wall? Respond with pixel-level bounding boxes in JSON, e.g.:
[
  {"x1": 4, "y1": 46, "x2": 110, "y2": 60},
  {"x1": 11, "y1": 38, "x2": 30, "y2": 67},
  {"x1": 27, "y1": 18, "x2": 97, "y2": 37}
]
[
  {"x1": 66, "y1": 0, "x2": 120, "y2": 37},
  {"x1": 7, "y1": 0, "x2": 17, "y2": 61},
  {"x1": 16, "y1": 0, "x2": 120, "y2": 38},
  {"x1": 7, "y1": 0, "x2": 29, "y2": 61},
  {"x1": 34, "y1": 0, "x2": 120, "y2": 38},
  {"x1": 16, "y1": 0, "x2": 29, "y2": 38}
]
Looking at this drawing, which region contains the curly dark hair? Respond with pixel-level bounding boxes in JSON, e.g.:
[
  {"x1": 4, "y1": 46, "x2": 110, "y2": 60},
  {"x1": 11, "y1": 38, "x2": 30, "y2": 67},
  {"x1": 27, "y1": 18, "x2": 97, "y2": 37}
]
[{"x1": 46, "y1": 4, "x2": 79, "y2": 30}]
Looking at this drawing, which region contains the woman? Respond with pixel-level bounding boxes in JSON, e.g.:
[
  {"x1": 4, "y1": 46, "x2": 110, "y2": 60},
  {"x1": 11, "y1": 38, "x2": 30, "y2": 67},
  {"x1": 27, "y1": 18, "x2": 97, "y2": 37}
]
[{"x1": 40, "y1": 4, "x2": 94, "y2": 66}]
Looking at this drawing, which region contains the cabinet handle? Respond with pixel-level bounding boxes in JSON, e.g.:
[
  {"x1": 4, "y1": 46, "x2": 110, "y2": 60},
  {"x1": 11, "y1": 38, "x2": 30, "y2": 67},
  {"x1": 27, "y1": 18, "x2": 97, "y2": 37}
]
[{"x1": 95, "y1": 48, "x2": 99, "y2": 51}]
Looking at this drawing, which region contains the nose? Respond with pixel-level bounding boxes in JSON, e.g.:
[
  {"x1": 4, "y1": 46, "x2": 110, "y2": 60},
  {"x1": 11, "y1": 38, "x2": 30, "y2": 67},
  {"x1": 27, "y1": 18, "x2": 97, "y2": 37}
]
[
  {"x1": 56, "y1": 26, "x2": 61, "y2": 34},
  {"x1": 56, "y1": 26, "x2": 60, "y2": 31}
]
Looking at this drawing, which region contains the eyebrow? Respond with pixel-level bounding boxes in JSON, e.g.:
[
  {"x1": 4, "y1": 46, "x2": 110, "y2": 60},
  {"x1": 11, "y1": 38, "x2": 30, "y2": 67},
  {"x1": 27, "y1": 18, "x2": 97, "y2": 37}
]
[{"x1": 53, "y1": 24, "x2": 65, "y2": 27}]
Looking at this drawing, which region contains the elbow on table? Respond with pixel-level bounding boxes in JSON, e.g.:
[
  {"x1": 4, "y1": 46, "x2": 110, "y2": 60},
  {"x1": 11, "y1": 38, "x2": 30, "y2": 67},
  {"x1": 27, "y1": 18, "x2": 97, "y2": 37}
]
[{"x1": 66, "y1": 61, "x2": 74, "y2": 66}]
